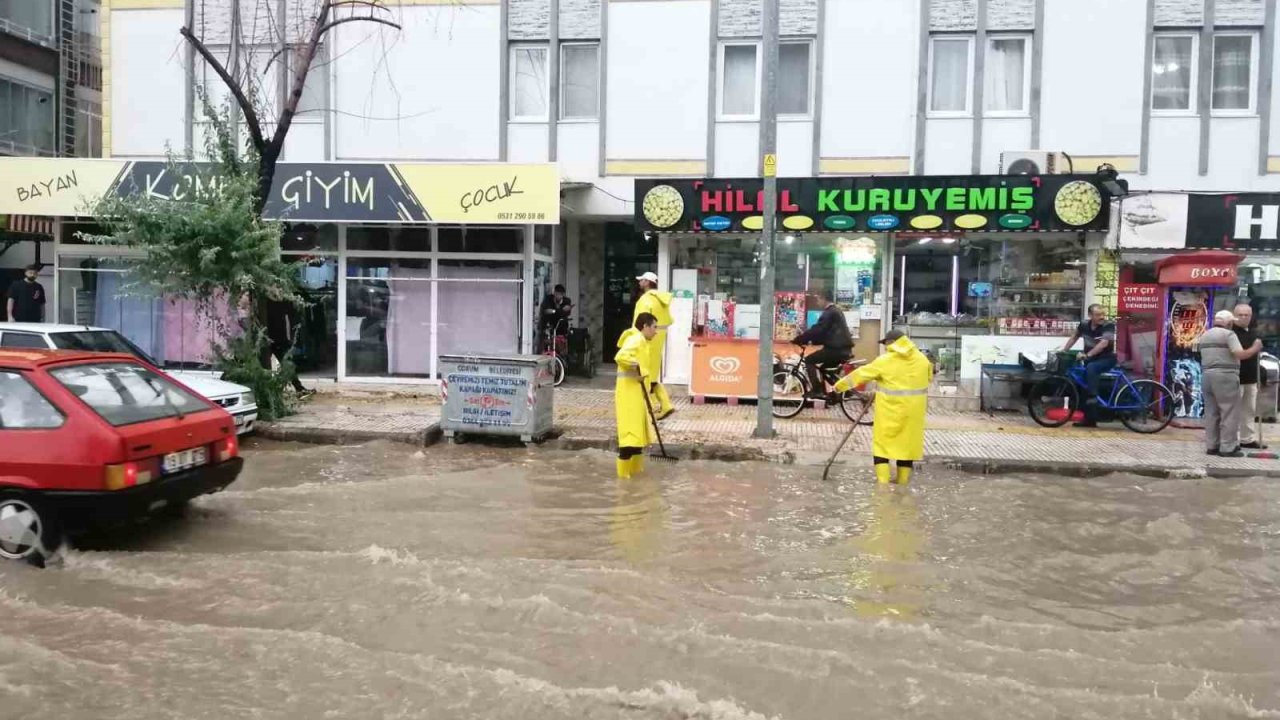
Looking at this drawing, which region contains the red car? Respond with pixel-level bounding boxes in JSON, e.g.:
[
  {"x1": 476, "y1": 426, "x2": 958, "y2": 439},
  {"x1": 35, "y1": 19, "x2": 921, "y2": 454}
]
[{"x1": 0, "y1": 349, "x2": 244, "y2": 564}]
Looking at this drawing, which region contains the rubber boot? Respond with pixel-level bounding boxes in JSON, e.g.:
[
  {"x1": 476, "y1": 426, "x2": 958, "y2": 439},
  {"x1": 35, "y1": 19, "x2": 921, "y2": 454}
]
[
  {"x1": 874, "y1": 463, "x2": 892, "y2": 484},
  {"x1": 895, "y1": 466, "x2": 912, "y2": 485},
  {"x1": 631, "y1": 455, "x2": 645, "y2": 475},
  {"x1": 616, "y1": 458, "x2": 632, "y2": 479}
]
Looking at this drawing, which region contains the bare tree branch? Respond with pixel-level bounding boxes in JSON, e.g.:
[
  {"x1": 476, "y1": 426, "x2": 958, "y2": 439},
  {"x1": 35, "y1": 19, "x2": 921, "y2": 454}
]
[
  {"x1": 180, "y1": 25, "x2": 267, "y2": 152},
  {"x1": 317, "y1": 15, "x2": 401, "y2": 37}
]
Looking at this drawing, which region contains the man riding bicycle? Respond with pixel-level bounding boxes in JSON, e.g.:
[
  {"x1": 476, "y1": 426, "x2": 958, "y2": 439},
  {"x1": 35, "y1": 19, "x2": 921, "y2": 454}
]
[{"x1": 793, "y1": 290, "x2": 854, "y2": 400}]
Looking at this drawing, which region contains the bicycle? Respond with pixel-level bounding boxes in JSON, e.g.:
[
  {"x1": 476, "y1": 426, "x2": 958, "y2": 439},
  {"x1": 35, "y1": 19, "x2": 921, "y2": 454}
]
[
  {"x1": 540, "y1": 319, "x2": 569, "y2": 387},
  {"x1": 771, "y1": 346, "x2": 874, "y2": 424},
  {"x1": 1027, "y1": 355, "x2": 1174, "y2": 433}
]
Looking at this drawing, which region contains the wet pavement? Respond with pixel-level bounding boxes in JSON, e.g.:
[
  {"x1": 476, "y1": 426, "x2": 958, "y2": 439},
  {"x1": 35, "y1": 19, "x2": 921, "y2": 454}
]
[{"x1": 1, "y1": 440, "x2": 1278, "y2": 719}]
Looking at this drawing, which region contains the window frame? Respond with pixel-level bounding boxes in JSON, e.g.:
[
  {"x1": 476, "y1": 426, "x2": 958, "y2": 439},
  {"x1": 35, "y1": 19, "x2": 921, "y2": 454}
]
[
  {"x1": 927, "y1": 35, "x2": 975, "y2": 117},
  {"x1": 778, "y1": 38, "x2": 816, "y2": 120},
  {"x1": 0, "y1": 370, "x2": 65, "y2": 431},
  {"x1": 983, "y1": 33, "x2": 1032, "y2": 117},
  {"x1": 1210, "y1": 30, "x2": 1259, "y2": 116},
  {"x1": 509, "y1": 42, "x2": 551, "y2": 123},
  {"x1": 717, "y1": 41, "x2": 763, "y2": 121},
  {"x1": 1150, "y1": 31, "x2": 1200, "y2": 116},
  {"x1": 558, "y1": 41, "x2": 601, "y2": 122}
]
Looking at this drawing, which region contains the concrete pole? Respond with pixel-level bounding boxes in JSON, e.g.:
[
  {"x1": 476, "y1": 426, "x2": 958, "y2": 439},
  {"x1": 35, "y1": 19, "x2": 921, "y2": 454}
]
[{"x1": 753, "y1": 0, "x2": 779, "y2": 438}]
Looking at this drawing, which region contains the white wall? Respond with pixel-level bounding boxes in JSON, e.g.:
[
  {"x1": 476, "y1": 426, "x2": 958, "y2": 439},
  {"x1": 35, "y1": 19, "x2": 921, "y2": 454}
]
[
  {"x1": 558, "y1": 122, "x2": 599, "y2": 180},
  {"x1": 778, "y1": 120, "x2": 813, "y2": 176},
  {"x1": 508, "y1": 123, "x2": 549, "y2": 162},
  {"x1": 980, "y1": 118, "x2": 1031, "y2": 173},
  {"x1": 715, "y1": 122, "x2": 758, "y2": 176},
  {"x1": 820, "y1": 0, "x2": 917, "y2": 159},
  {"x1": 1040, "y1": 0, "x2": 1145, "y2": 157},
  {"x1": 606, "y1": 0, "x2": 709, "y2": 161},
  {"x1": 110, "y1": 9, "x2": 186, "y2": 157},
  {"x1": 333, "y1": 4, "x2": 501, "y2": 160},
  {"x1": 924, "y1": 118, "x2": 973, "y2": 174}
]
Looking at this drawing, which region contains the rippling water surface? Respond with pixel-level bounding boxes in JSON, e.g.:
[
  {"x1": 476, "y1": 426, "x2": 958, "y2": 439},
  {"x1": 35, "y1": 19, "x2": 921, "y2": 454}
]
[{"x1": 1, "y1": 440, "x2": 1277, "y2": 719}]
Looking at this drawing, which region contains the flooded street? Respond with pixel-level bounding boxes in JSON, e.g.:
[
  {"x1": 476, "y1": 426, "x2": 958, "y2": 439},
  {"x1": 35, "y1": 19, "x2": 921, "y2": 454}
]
[{"x1": 1, "y1": 440, "x2": 1277, "y2": 719}]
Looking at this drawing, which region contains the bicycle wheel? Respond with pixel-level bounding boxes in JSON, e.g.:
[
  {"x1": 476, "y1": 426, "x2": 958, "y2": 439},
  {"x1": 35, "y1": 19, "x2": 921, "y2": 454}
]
[
  {"x1": 772, "y1": 366, "x2": 809, "y2": 419},
  {"x1": 552, "y1": 356, "x2": 567, "y2": 386},
  {"x1": 1027, "y1": 376, "x2": 1079, "y2": 428},
  {"x1": 839, "y1": 389, "x2": 874, "y2": 425},
  {"x1": 1116, "y1": 379, "x2": 1174, "y2": 434}
]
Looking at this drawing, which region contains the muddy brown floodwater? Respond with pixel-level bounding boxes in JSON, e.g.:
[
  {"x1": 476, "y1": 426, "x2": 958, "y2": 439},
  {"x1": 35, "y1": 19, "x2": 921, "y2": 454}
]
[{"x1": 1, "y1": 440, "x2": 1278, "y2": 719}]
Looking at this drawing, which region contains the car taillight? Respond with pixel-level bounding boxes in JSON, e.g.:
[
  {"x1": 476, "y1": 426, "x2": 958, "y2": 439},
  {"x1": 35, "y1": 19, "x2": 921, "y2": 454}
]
[
  {"x1": 104, "y1": 461, "x2": 153, "y2": 490},
  {"x1": 216, "y1": 435, "x2": 239, "y2": 463}
]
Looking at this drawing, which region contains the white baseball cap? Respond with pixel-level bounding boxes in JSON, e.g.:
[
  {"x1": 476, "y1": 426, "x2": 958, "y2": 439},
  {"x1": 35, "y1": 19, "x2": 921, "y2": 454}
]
[{"x1": 636, "y1": 272, "x2": 659, "y2": 284}]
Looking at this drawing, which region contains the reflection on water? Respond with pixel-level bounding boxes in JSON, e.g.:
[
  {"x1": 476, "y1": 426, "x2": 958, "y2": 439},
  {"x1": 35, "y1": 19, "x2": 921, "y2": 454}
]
[{"x1": 0, "y1": 439, "x2": 1276, "y2": 720}]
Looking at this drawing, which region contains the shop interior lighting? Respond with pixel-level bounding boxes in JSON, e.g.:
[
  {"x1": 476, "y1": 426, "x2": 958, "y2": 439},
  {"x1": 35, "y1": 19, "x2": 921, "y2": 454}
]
[
  {"x1": 784, "y1": 234, "x2": 796, "y2": 245},
  {"x1": 942, "y1": 237, "x2": 957, "y2": 244},
  {"x1": 917, "y1": 237, "x2": 933, "y2": 245}
]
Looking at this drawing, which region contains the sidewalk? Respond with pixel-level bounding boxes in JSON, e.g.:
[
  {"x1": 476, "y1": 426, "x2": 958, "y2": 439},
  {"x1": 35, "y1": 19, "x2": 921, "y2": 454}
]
[{"x1": 257, "y1": 385, "x2": 1280, "y2": 478}]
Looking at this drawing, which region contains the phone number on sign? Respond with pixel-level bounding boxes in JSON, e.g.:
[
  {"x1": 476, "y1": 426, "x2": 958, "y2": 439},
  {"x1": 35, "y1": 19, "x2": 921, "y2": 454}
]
[{"x1": 493, "y1": 212, "x2": 547, "y2": 221}]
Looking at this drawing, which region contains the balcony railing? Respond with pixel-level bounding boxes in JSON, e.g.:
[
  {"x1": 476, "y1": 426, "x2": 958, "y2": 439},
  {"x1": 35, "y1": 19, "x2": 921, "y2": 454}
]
[{"x1": 0, "y1": 17, "x2": 55, "y2": 48}]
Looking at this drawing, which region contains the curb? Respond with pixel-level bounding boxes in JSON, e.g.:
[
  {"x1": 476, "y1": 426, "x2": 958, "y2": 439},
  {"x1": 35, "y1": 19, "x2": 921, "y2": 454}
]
[{"x1": 257, "y1": 422, "x2": 443, "y2": 447}]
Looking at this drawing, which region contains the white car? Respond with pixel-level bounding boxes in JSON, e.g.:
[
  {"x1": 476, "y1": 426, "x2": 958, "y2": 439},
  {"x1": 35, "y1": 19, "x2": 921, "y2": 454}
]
[{"x1": 0, "y1": 323, "x2": 259, "y2": 434}]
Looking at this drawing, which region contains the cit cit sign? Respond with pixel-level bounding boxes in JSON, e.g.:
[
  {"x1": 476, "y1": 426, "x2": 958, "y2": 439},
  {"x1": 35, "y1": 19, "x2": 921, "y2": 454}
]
[{"x1": 1118, "y1": 283, "x2": 1160, "y2": 313}]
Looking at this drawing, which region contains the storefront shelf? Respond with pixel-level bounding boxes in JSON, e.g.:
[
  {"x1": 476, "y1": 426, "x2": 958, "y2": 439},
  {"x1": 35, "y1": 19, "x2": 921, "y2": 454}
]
[{"x1": 998, "y1": 285, "x2": 1084, "y2": 292}]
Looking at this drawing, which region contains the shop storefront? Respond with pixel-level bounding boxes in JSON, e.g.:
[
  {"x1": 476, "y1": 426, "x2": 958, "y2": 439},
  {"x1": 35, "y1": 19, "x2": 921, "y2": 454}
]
[
  {"x1": 0, "y1": 158, "x2": 560, "y2": 383},
  {"x1": 635, "y1": 174, "x2": 1115, "y2": 398}
]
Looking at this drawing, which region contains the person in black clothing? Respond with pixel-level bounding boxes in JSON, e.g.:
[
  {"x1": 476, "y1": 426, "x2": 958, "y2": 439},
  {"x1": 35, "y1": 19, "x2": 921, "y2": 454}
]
[
  {"x1": 539, "y1": 284, "x2": 573, "y2": 348},
  {"x1": 266, "y1": 299, "x2": 313, "y2": 396},
  {"x1": 1234, "y1": 303, "x2": 1266, "y2": 449},
  {"x1": 1061, "y1": 303, "x2": 1116, "y2": 427},
  {"x1": 793, "y1": 290, "x2": 854, "y2": 399},
  {"x1": 6, "y1": 264, "x2": 45, "y2": 323}
]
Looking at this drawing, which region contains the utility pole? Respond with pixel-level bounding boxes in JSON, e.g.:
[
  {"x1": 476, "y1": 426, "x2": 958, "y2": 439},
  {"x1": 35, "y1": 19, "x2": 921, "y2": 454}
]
[{"x1": 753, "y1": 0, "x2": 779, "y2": 439}]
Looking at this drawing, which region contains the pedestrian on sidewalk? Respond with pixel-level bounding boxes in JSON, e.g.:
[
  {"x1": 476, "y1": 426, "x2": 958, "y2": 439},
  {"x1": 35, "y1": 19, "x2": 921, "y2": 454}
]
[
  {"x1": 1060, "y1": 304, "x2": 1116, "y2": 428},
  {"x1": 614, "y1": 312, "x2": 659, "y2": 478},
  {"x1": 1233, "y1": 303, "x2": 1267, "y2": 450},
  {"x1": 833, "y1": 330, "x2": 931, "y2": 485},
  {"x1": 267, "y1": 298, "x2": 314, "y2": 398},
  {"x1": 1197, "y1": 310, "x2": 1254, "y2": 457},
  {"x1": 633, "y1": 272, "x2": 675, "y2": 420}
]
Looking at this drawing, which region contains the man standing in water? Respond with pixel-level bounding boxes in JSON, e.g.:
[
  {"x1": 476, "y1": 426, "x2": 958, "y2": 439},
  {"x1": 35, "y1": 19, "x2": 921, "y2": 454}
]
[
  {"x1": 1233, "y1": 303, "x2": 1266, "y2": 449},
  {"x1": 633, "y1": 272, "x2": 675, "y2": 420},
  {"x1": 1197, "y1": 310, "x2": 1253, "y2": 457},
  {"x1": 834, "y1": 330, "x2": 931, "y2": 485},
  {"x1": 614, "y1": 313, "x2": 659, "y2": 478}
]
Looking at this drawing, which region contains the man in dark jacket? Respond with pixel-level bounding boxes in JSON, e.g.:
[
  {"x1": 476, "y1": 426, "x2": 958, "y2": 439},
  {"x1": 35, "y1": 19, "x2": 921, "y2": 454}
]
[
  {"x1": 794, "y1": 290, "x2": 854, "y2": 399},
  {"x1": 538, "y1": 284, "x2": 573, "y2": 348}
]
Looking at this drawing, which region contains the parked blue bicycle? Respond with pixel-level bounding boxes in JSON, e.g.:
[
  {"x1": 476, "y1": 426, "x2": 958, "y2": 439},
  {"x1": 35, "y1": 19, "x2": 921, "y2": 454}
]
[{"x1": 1027, "y1": 355, "x2": 1174, "y2": 434}]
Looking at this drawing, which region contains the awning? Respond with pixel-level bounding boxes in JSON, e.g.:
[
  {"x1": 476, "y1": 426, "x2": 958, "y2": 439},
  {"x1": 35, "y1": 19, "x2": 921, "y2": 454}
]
[{"x1": 0, "y1": 214, "x2": 54, "y2": 236}]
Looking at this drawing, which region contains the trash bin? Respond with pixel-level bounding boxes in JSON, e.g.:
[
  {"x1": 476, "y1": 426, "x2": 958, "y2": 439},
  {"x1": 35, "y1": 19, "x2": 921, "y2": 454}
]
[
  {"x1": 439, "y1": 354, "x2": 556, "y2": 442},
  {"x1": 1259, "y1": 352, "x2": 1279, "y2": 423},
  {"x1": 981, "y1": 363, "x2": 1029, "y2": 412}
]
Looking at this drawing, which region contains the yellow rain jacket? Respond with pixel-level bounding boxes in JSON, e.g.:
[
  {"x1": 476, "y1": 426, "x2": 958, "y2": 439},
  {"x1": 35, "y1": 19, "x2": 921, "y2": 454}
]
[
  {"x1": 614, "y1": 328, "x2": 655, "y2": 448},
  {"x1": 835, "y1": 335, "x2": 931, "y2": 461},
  {"x1": 633, "y1": 290, "x2": 675, "y2": 412}
]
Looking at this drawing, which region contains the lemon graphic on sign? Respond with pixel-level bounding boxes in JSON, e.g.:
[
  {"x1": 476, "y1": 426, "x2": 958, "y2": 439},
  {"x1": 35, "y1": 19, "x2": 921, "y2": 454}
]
[
  {"x1": 642, "y1": 185, "x2": 685, "y2": 229},
  {"x1": 1054, "y1": 181, "x2": 1103, "y2": 226}
]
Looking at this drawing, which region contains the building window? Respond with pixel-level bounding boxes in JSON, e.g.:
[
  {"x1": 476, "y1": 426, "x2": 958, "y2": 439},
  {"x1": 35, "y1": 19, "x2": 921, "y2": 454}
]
[
  {"x1": 289, "y1": 46, "x2": 326, "y2": 123},
  {"x1": 0, "y1": 0, "x2": 55, "y2": 42},
  {"x1": 75, "y1": 100, "x2": 103, "y2": 157},
  {"x1": 929, "y1": 36, "x2": 973, "y2": 114},
  {"x1": 560, "y1": 42, "x2": 599, "y2": 120},
  {"x1": 510, "y1": 44, "x2": 549, "y2": 121},
  {"x1": 778, "y1": 41, "x2": 813, "y2": 117},
  {"x1": 985, "y1": 35, "x2": 1030, "y2": 114},
  {"x1": 0, "y1": 77, "x2": 56, "y2": 156},
  {"x1": 1212, "y1": 32, "x2": 1257, "y2": 113},
  {"x1": 719, "y1": 43, "x2": 760, "y2": 118},
  {"x1": 1152, "y1": 33, "x2": 1197, "y2": 112}
]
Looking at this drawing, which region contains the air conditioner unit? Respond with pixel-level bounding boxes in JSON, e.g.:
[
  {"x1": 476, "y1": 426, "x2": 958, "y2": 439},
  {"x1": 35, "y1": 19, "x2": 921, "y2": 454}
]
[{"x1": 999, "y1": 150, "x2": 1069, "y2": 175}]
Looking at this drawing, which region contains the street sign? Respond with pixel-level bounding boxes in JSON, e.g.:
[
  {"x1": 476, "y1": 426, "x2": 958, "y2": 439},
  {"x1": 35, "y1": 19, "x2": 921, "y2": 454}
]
[{"x1": 763, "y1": 154, "x2": 777, "y2": 178}]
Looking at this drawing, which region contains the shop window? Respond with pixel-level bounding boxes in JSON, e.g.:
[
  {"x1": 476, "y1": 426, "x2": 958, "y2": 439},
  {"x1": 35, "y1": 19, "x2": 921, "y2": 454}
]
[
  {"x1": 1152, "y1": 33, "x2": 1197, "y2": 112},
  {"x1": 436, "y1": 259, "x2": 522, "y2": 365},
  {"x1": 286, "y1": 257, "x2": 338, "y2": 378},
  {"x1": 1212, "y1": 32, "x2": 1257, "y2": 113},
  {"x1": 718, "y1": 43, "x2": 760, "y2": 119},
  {"x1": 510, "y1": 44, "x2": 549, "y2": 121},
  {"x1": 534, "y1": 225, "x2": 554, "y2": 257},
  {"x1": 344, "y1": 258, "x2": 433, "y2": 377},
  {"x1": 282, "y1": 223, "x2": 339, "y2": 253},
  {"x1": 437, "y1": 227, "x2": 522, "y2": 254},
  {"x1": 928, "y1": 36, "x2": 973, "y2": 115},
  {"x1": 984, "y1": 36, "x2": 1030, "y2": 114},
  {"x1": 347, "y1": 226, "x2": 430, "y2": 253},
  {"x1": 560, "y1": 42, "x2": 599, "y2": 120}
]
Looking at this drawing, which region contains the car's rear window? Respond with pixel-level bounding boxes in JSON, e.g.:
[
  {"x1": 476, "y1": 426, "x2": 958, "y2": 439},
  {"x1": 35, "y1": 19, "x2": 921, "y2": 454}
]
[{"x1": 49, "y1": 362, "x2": 210, "y2": 427}]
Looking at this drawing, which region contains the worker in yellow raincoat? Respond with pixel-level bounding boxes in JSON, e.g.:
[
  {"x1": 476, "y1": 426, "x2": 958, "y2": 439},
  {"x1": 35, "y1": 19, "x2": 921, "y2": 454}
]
[
  {"x1": 834, "y1": 329, "x2": 931, "y2": 485},
  {"x1": 633, "y1": 272, "x2": 675, "y2": 419},
  {"x1": 614, "y1": 312, "x2": 659, "y2": 478}
]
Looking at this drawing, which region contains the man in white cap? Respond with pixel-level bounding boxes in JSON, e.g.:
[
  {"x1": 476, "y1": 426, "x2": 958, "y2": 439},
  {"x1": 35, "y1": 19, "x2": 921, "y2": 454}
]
[
  {"x1": 1195, "y1": 309, "x2": 1254, "y2": 457},
  {"x1": 632, "y1": 271, "x2": 675, "y2": 419}
]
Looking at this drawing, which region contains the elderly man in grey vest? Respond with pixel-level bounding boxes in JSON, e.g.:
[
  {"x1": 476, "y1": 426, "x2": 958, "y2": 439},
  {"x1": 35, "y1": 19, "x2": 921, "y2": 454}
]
[{"x1": 1196, "y1": 310, "x2": 1254, "y2": 457}]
